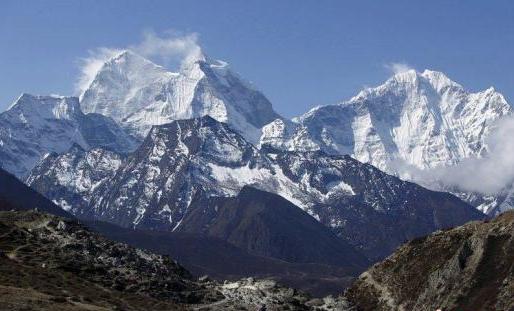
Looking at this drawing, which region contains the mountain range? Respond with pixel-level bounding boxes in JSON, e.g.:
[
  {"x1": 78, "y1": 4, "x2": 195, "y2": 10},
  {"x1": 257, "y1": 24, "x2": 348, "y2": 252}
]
[
  {"x1": 2, "y1": 51, "x2": 512, "y2": 215},
  {"x1": 1, "y1": 49, "x2": 512, "y2": 300},
  {"x1": 0, "y1": 94, "x2": 136, "y2": 178},
  {"x1": 1, "y1": 163, "x2": 512, "y2": 310},
  {"x1": 261, "y1": 69, "x2": 513, "y2": 214},
  {"x1": 26, "y1": 116, "x2": 483, "y2": 261}
]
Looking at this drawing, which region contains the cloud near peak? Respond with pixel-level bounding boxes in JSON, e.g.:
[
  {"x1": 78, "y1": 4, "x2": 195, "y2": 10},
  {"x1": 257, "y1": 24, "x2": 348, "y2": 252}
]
[
  {"x1": 75, "y1": 30, "x2": 204, "y2": 96},
  {"x1": 384, "y1": 62, "x2": 414, "y2": 75}
]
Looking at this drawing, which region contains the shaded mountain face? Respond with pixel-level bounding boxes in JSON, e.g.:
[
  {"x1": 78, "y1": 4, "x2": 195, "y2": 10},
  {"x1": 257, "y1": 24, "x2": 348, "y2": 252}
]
[
  {"x1": 345, "y1": 211, "x2": 514, "y2": 311},
  {"x1": 27, "y1": 116, "x2": 483, "y2": 260},
  {"x1": 177, "y1": 186, "x2": 368, "y2": 269},
  {"x1": 80, "y1": 50, "x2": 281, "y2": 142},
  {"x1": 88, "y1": 217, "x2": 359, "y2": 297},
  {"x1": 0, "y1": 167, "x2": 72, "y2": 218},
  {"x1": 260, "y1": 70, "x2": 513, "y2": 214},
  {"x1": 0, "y1": 94, "x2": 136, "y2": 178}
]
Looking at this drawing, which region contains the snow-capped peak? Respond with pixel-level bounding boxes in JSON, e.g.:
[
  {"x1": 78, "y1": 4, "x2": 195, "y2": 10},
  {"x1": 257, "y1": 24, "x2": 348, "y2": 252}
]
[
  {"x1": 79, "y1": 50, "x2": 280, "y2": 142},
  {"x1": 420, "y1": 69, "x2": 463, "y2": 92},
  {"x1": 262, "y1": 68, "x2": 512, "y2": 171},
  {"x1": 260, "y1": 68, "x2": 513, "y2": 214},
  {"x1": 371, "y1": 69, "x2": 463, "y2": 96},
  {"x1": 0, "y1": 92, "x2": 137, "y2": 178},
  {"x1": 7, "y1": 93, "x2": 81, "y2": 120}
]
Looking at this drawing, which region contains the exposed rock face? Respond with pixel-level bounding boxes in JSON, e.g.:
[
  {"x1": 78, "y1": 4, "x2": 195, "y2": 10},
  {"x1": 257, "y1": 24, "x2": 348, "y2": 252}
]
[
  {"x1": 25, "y1": 145, "x2": 124, "y2": 214},
  {"x1": 27, "y1": 116, "x2": 484, "y2": 261},
  {"x1": 80, "y1": 50, "x2": 281, "y2": 142},
  {"x1": 0, "y1": 94, "x2": 136, "y2": 178},
  {"x1": 345, "y1": 211, "x2": 514, "y2": 311}
]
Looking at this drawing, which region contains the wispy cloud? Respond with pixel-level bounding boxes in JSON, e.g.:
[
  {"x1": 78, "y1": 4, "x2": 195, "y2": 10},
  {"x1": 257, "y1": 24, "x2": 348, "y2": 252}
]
[
  {"x1": 74, "y1": 30, "x2": 204, "y2": 96},
  {"x1": 131, "y1": 30, "x2": 203, "y2": 67},
  {"x1": 384, "y1": 62, "x2": 414, "y2": 75},
  {"x1": 394, "y1": 116, "x2": 514, "y2": 195},
  {"x1": 75, "y1": 47, "x2": 123, "y2": 96},
  {"x1": 435, "y1": 116, "x2": 514, "y2": 194}
]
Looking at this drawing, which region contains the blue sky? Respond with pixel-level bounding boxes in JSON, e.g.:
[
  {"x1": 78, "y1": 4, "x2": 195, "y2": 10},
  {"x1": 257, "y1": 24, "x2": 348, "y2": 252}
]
[{"x1": 1, "y1": 0, "x2": 513, "y2": 117}]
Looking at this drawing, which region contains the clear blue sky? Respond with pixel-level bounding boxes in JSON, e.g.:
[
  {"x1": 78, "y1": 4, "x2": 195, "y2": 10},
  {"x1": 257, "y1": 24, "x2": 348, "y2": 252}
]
[{"x1": 1, "y1": 0, "x2": 513, "y2": 117}]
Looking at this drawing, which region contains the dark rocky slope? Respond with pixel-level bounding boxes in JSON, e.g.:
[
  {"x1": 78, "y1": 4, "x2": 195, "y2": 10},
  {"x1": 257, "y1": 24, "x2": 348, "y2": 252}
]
[
  {"x1": 178, "y1": 186, "x2": 368, "y2": 269},
  {"x1": 345, "y1": 211, "x2": 514, "y2": 311},
  {"x1": 0, "y1": 210, "x2": 342, "y2": 310},
  {"x1": 89, "y1": 187, "x2": 368, "y2": 296},
  {"x1": 0, "y1": 168, "x2": 72, "y2": 218},
  {"x1": 0, "y1": 210, "x2": 217, "y2": 310}
]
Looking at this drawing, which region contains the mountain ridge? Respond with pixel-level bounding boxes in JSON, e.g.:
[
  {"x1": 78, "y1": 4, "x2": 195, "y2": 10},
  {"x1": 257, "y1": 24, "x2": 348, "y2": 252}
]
[
  {"x1": 0, "y1": 93, "x2": 137, "y2": 178},
  {"x1": 27, "y1": 116, "x2": 484, "y2": 261},
  {"x1": 261, "y1": 69, "x2": 513, "y2": 214}
]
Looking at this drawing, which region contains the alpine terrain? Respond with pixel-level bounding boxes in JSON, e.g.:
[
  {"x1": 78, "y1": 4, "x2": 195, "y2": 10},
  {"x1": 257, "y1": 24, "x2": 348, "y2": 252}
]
[
  {"x1": 0, "y1": 94, "x2": 136, "y2": 178},
  {"x1": 345, "y1": 210, "x2": 514, "y2": 311},
  {"x1": 27, "y1": 116, "x2": 484, "y2": 261},
  {"x1": 0, "y1": 48, "x2": 508, "y2": 304},
  {"x1": 79, "y1": 50, "x2": 281, "y2": 143},
  {"x1": 260, "y1": 69, "x2": 513, "y2": 214}
]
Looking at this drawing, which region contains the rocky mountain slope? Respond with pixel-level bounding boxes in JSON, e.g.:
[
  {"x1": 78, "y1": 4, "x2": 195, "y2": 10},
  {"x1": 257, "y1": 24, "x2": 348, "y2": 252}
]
[
  {"x1": 25, "y1": 144, "x2": 124, "y2": 213},
  {"x1": 0, "y1": 167, "x2": 71, "y2": 218},
  {"x1": 261, "y1": 70, "x2": 513, "y2": 214},
  {"x1": 1, "y1": 209, "x2": 340, "y2": 310},
  {"x1": 177, "y1": 186, "x2": 367, "y2": 268},
  {"x1": 88, "y1": 214, "x2": 359, "y2": 297},
  {"x1": 0, "y1": 164, "x2": 348, "y2": 304},
  {"x1": 27, "y1": 116, "x2": 484, "y2": 260},
  {"x1": 0, "y1": 94, "x2": 136, "y2": 178},
  {"x1": 345, "y1": 210, "x2": 514, "y2": 311},
  {"x1": 80, "y1": 50, "x2": 281, "y2": 142}
]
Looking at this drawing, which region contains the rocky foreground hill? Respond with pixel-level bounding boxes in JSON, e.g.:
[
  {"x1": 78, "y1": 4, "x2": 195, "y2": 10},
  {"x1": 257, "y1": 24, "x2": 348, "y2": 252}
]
[
  {"x1": 0, "y1": 209, "x2": 347, "y2": 310},
  {"x1": 345, "y1": 210, "x2": 514, "y2": 311},
  {"x1": 1, "y1": 194, "x2": 513, "y2": 310}
]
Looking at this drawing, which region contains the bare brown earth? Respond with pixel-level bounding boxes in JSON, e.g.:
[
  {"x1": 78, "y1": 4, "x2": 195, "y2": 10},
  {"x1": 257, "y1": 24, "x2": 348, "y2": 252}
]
[{"x1": 345, "y1": 211, "x2": 514, "y2": 311}]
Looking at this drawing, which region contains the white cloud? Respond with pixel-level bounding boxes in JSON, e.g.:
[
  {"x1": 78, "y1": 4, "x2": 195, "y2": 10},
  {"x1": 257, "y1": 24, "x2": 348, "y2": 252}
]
[
  {"x1": 436, "y1": 116, "x2": 514, "y2": 194},
  {"x1": 74, "y1": 30, "x2": 204, "y2": 96},
  {"x1": 75, "y1": 47, "x2": 123, "y2": 96},
  {"x1": 131, "y1": 30, "x2": 204, "y2": 68},
  {"x1": 397, "y1": 116, "x2": 514, "y2": 195},
  {"x1": 384, "y1": 62, "x2": 414, "y2": 75}
]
